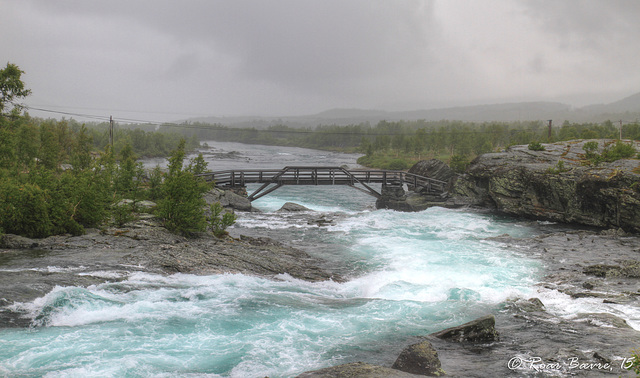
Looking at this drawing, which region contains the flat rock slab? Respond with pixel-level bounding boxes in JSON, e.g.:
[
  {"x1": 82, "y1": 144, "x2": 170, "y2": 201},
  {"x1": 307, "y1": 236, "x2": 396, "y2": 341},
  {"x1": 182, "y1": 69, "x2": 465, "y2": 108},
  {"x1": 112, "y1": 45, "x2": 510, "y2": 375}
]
[{"x1": 296, "y1": 362, "x2": 423, "y2": 378}]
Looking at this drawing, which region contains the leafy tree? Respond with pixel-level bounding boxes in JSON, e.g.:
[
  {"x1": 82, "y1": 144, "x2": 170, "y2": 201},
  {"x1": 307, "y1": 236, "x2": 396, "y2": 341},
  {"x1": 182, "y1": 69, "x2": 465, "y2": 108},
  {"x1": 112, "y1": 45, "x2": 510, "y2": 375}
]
[
  {"x1": 155, "y1": 140, "x2": 209, "y2": 236},
  {"x1": 71, "y1": 125, "x2": 93, "y2": 170},
  {"x1": 188, "y1": 153, "x2": 208, "y2": 175},
  {"x1": 147, "y1": 166, "x2": 164, "y2": 201},
  {"x1": 0, "y1": 63, "x2": 31, "y2": 117}
]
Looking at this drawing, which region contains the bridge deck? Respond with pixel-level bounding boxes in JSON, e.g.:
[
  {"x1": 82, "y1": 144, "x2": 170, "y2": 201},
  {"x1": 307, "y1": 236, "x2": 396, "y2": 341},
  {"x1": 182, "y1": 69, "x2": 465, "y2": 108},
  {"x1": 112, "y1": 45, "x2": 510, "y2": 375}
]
[{"x1": 197, "y1": 166, "x2": 447, "y2": 201}]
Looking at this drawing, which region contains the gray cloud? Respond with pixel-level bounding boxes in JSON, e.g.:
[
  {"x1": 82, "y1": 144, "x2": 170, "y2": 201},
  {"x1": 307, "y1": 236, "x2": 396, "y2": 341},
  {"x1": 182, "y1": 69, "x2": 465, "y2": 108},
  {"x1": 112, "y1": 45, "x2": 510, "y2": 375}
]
[{"x1": 2, "y1": 0, "x2": 640, "y2": 120}]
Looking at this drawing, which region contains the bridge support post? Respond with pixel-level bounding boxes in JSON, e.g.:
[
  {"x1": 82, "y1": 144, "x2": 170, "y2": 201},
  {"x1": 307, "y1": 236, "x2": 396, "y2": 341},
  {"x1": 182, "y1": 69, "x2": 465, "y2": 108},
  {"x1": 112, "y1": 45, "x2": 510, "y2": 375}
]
[{"x1": 376, "y1": 181, "x2": 412, "y2": 211}]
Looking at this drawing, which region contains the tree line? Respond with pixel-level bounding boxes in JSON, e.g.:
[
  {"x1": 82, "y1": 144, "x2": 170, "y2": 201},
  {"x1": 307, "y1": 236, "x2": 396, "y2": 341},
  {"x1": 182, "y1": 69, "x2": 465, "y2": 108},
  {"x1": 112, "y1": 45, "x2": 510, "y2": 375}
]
[
  {"x1": 156, "y1": 118, "x2": 637, "y2": 171},
  {"x1": 0, "y1": 63, "x2": 232, "y2": 239}
]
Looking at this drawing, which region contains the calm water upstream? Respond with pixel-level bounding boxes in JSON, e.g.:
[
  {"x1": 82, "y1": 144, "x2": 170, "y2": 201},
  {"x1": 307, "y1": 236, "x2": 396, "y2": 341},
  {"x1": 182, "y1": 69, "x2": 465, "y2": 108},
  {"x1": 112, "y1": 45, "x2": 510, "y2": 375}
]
[{"x1": 1, "y1": 141, "x2": 637, "y2": 377}]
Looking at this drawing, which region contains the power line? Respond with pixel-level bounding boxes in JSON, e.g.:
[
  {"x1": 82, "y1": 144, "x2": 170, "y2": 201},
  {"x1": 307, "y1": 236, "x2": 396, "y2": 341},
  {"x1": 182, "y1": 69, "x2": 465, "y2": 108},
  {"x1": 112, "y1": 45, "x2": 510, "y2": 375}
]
[{"x1": 14, "y1": 102, "x2": 640, "y2": 138}]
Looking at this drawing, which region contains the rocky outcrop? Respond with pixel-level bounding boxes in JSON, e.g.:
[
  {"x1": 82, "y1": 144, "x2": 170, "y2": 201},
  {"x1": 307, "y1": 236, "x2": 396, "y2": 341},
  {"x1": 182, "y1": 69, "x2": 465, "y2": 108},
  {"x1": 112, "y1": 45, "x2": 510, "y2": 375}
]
[
  {"x1": 203, "y1": 188, "x2": 252, "y2": 212},
  {"x1": 452, "y1": 140, "x2": 640, "y2": 232},
  {"x1": 392, "y1": 341, "x2": 445, "y2": 376},
  {"x1": 430, "y1": 315, "x2": 498, "y2": 342},
  {"x1": 407, "y1": 159, "x2": 457, "y2": 191}
]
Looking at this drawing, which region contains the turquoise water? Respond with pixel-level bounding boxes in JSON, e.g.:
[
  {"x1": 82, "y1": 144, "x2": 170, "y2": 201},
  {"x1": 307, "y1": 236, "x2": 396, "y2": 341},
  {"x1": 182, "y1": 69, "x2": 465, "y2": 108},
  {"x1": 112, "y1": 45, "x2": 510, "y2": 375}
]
[
  {"x1": 0, "y1": 187, "x2": 543, "y2": 377},
  {"x1": 1, "y1": 142, "x2": 545, "y2": 377}
]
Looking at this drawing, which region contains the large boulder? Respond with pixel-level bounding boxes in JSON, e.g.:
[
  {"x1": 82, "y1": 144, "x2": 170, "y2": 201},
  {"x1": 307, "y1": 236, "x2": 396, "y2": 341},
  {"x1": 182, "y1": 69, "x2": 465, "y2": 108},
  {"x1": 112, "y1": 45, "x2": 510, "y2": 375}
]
[
  {"x1": 277, "y1": 202, "x2": 312, "y2": 212},
  {"x1": 392, "y1": 341, "x2": 445, "y2": 376},
  {"x1": 430, "y1": 314, "x2": 498, "y2": 343},
  {"x1": 203, "y1": 188, "x2": 252, "y2": 212},
  {"x1": 452, "y1": 140, "x2": 640, "y2": 232},
  {"x1": 407, "y1": 159, "x2": 457, "y2": 190}
]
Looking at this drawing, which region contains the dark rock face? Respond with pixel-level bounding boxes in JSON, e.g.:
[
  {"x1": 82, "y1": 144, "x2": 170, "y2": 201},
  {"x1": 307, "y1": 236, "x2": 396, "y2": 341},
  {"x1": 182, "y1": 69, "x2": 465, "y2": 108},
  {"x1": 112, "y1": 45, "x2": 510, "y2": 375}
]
[
  {"x1": 452, "y1": 140, "x2": 640, "y2": 232},
  {"x1": 392, "y1": 341, "x2": 445, "y2": 376},
  {"x1": 296, "y1": 362, "x2": 421, "y2": 378},
  {"x1": 375, "y1": 161, "x2": 467, "y2": 211},
  {"x1": 407, "y1": 159, "x2": 457, "y2": 190},
  {"x1": 431, "y1": 315, "x2": 498, "y2": 342}
]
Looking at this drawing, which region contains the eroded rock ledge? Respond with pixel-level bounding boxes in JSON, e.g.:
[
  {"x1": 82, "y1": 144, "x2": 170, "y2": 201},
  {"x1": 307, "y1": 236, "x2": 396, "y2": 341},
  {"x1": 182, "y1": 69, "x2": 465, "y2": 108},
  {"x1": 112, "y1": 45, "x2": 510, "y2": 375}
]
[{"x1": 382, "y1": 140, "x2": 640, "y2": 233}]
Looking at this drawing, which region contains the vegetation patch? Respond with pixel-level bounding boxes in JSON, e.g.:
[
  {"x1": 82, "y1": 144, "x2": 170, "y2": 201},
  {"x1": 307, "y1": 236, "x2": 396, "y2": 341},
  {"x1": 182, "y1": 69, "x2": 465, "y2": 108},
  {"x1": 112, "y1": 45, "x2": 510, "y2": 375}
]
[
  {"x1": 583, "y1": 140, "x2": 637, "y2": 165},
  {"x1": 527, "y1": 141, "x2": 545, "y2": 151},
  {"x1": 546, "y1": 160, "x2": 570, "y2": 175}
]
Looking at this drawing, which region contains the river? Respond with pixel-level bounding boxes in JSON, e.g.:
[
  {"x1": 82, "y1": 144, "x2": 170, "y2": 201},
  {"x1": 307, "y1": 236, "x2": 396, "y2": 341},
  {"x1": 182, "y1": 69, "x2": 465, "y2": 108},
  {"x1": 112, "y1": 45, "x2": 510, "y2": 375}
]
[{"x1": 1, "y1": 141, "x2": 638, "y2": 377}]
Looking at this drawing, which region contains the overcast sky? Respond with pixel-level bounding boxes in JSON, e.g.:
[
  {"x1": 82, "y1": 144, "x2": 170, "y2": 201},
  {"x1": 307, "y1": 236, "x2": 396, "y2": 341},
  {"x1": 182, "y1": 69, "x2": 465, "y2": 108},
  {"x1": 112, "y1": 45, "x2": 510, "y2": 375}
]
[{"x1": 2, "y1": 0, "x2": 640, "y2": 122}]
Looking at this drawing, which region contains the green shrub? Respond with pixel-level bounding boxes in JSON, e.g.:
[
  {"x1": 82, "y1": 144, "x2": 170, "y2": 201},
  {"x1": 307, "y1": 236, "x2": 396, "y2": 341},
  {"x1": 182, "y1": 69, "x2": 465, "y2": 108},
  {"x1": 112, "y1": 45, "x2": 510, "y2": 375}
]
[
  {"x1": 112, "y1": 201, "x2": 136, "y2": 227},
  {"x1": 547, "y1": 160, "x2": 569, "y2": 174},
  {"x1": 601, "y1": 140, "x2": 636, "y2": 162},
  {"x1": 147, "y1": 166, "x2": 164, "y2": 201},
  {"x1": 625, "y1": 349, "x2": 640, "y2": 375},
  {"x1": 207, "y1": 202, "x2": 237, "y2": 238},
  {"x1": 449, "y1": 155, "x2": 470, "y2": 173},
  {"x1": 528, "y1": 141, "x2": 545, "y2": 151},
  {"x1": 0, "y1": 179, "x2": 52, "y2": 238},
  {"x1": 385, "y1": 159, "x2": 409, "y2": 170}
]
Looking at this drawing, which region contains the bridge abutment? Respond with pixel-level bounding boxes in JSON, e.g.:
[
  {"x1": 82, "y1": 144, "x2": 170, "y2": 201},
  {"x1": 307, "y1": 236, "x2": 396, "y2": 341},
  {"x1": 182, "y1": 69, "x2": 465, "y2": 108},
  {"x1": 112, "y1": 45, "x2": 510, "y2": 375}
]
[{"x1": 376, "y1": 182, "x2": 413, "y2": 211}]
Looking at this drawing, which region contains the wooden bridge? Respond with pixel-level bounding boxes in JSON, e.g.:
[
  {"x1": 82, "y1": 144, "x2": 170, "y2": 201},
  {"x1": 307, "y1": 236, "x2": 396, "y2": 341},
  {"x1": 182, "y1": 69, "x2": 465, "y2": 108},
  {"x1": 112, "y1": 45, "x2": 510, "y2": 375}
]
[{"x1": 197, "y1": 166, "x2": 447, "y2": 202}]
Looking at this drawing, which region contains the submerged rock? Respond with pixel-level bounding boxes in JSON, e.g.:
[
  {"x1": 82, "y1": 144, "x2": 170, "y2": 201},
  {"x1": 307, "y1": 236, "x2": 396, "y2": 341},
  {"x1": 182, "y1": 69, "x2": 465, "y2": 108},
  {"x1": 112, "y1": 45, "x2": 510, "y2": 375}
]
[
  {"x1": 431, "y1": 315, "x2": 499, "y2": 342},
  {"x1": 392, "y1": 341, "x2": 445, "y2": 376}
]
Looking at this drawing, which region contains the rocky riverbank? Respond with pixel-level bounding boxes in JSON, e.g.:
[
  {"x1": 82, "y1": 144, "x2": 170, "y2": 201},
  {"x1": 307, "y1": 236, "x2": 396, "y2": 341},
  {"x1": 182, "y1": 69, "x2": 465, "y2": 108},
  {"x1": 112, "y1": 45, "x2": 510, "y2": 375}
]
[
  {"x1": 454, "y1": 139, "x2": 640, "y2": 232},
  {"x1": 0, "y1": 214, "x2": 341, "y2": 327},
  {"x1": 379, "y1": 139, "x2": 640, "y2": 235},
  {"x1": 297, "y1": 228, "x2": 640, "y2": 377}
]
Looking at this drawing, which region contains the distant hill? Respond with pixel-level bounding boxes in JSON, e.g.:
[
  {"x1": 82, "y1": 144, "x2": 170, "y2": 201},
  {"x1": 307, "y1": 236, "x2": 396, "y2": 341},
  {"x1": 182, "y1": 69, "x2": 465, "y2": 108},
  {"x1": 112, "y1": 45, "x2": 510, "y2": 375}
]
[{"x1": 186, "y1": 93, "x2": 640, "y2": 128}]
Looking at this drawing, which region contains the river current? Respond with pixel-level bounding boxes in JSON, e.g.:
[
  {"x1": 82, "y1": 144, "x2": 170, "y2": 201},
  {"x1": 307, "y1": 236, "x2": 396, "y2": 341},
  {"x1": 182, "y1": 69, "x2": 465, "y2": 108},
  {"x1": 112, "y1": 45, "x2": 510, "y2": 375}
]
[{"x1": 1, "y1": 141, "x2": 638, "y2": 377}]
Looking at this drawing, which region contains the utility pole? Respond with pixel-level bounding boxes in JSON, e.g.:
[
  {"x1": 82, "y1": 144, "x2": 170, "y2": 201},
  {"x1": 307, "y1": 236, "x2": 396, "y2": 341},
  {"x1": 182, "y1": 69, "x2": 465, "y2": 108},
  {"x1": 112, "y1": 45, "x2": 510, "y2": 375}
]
[
  {"x1": 619, "y1": 120, "x2": 623, "y2": 140},
  {"x1": 109, "y1": 115, "x2": 114, "y2": 148},
  {"x1": 548, "y1": 120, "x2": 552, "y2": 142}
]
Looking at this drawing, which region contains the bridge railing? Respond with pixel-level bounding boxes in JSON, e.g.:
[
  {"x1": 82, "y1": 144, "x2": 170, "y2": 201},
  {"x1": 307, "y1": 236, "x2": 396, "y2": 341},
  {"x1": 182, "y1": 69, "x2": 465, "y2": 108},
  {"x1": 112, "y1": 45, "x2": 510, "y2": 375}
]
[{"x1": 198, "y1": 166, "x2": 447, "y2": 194}]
